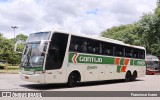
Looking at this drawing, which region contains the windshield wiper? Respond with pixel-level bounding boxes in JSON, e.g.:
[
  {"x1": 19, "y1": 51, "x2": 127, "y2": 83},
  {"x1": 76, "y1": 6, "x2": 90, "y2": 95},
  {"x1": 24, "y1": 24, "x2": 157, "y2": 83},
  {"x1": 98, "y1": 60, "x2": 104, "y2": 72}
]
[
  {"x1": 26, "y1": 46, "x2": 34, "y2": 67},
  {"x1": 21, "y1": 46, "x2": 29, "y2": 67},
  {"x1": 22, "y1": 45, "x2": 33, "y2": 67}
]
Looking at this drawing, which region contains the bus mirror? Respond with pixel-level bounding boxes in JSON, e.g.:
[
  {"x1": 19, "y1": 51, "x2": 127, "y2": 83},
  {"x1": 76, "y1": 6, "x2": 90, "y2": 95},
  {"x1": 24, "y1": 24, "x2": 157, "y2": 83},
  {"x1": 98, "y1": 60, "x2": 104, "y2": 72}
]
[
  {"x1": 39, "y1": 40, "x2": 45, "y2": 53},
  {"x1": 14, "y1": 40, "x2": 24, "y2": 54},
  {"x1": 39, "y1": 40, "x2": 49, "y2": 52}
]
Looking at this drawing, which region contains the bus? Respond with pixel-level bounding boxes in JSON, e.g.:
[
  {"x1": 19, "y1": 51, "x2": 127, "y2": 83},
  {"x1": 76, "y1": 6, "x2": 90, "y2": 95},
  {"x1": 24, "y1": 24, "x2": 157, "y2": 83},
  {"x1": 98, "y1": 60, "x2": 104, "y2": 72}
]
[
  {"x1": 15, "y1": 31, "x2": 146, "y2": 87},
  {"x1": 146, "y1": 54, "x2": 160, "y2": 75}
]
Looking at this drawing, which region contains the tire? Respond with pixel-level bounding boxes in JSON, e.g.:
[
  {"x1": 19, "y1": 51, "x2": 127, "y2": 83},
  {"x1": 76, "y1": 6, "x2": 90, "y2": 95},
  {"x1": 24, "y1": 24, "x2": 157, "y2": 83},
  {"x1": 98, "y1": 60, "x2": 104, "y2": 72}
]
[
  {"x1": 125, "y1": 71, "x2": 131, "y2": 82},
  {"x1": 67, "y1": 73, "x2": 79, "y2": 87},
  {"x1": 131, "y1": 71, "x2": 137, "y2": 81}
]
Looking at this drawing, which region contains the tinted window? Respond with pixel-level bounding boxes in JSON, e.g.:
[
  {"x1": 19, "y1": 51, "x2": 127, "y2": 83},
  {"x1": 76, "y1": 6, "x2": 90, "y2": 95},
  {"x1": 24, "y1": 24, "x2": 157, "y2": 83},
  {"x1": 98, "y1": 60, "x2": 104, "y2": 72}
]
[
  {"x1": 125, "y1": 47, "x2": 132, "y2": 57},
  {"x1": 102, "y1": 42, "x2": 114, "y2": 56},
  {"x1": 69, "y1": 36, "x2": 83, "y2": 52},
  {"x1": 132, "y1": 49, "x2": 145, "y2": 59},
  {"x1": 86, "y1": 39, "x2": 100, "y2": 54},
  {"x1": 115, "y1": 45, "x2": 124, "y2": 57},
  {"x1": 69, "y1": 36, "x2": 101, "y2": 54},
  {"x1": 45, "y1": 33, "x2": 68, "y2": 70},
  {"x1": 133, "y1": 49, "x2": 139, "y2": 58},
  {"x1": 69, "y1": 36, "x2": 145, "y2": 59},
  {"x1": 139, "y1": 50, "x2": 145, "y2": 59}
]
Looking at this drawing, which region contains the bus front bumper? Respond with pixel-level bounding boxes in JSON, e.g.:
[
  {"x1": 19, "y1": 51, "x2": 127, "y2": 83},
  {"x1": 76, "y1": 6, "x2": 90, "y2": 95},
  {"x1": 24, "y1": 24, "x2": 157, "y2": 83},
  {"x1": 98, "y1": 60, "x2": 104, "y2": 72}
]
[
  {"x1": 146, "y1": 70, "x2": 159, "y2": 75},
  {"x1": 19, "y1": 72, "x2": 45, "y2": 84}
]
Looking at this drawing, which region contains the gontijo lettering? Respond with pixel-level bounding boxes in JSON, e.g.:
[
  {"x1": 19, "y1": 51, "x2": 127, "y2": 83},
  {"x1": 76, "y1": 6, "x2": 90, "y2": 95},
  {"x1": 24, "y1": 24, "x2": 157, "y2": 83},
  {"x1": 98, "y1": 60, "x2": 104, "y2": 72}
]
[
  {"x1": 137, "y1": 61, "x2": 145, "y2": 65},
  {"x1": 79, "y1": 56, "x2": 103, "y2": 63}
]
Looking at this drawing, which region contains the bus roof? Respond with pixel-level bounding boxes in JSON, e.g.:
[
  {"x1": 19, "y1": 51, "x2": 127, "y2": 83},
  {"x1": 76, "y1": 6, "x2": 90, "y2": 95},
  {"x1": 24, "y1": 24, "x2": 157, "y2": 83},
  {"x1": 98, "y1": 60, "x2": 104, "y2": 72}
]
[
  {"x1": 53, "y1": 30, "x2": 145, "y2": 50},
  {"x1": 146, "y1": 54, "x2": 159, "y2": 61}
]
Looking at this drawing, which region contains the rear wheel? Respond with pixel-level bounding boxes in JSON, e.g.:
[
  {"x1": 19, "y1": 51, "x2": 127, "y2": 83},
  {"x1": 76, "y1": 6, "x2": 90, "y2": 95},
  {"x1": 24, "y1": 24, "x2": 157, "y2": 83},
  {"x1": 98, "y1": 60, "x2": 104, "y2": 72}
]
[
  {"x1": 125, "y1": 71, "x2": 132, "y2": 82},
  {"x1": 131, "y1": 71, "x2": 137, "y2": 81},
  {"x1": 67, "y1": 73, "x2": 79, "y2": 87}
]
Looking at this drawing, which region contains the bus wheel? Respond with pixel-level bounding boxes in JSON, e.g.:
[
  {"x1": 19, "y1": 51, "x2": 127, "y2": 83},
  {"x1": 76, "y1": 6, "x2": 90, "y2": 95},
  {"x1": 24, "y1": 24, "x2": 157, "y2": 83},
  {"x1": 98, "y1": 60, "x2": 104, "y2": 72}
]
[
  {"x1": 125, "y1": 71, "x2": 131, "y2": 82},
  {"x1": 67, "y1": 72, "x2": 79, "y2": 87},
  {"x1": 131, "y1": 71, "x2": 137, "y2": 81}
]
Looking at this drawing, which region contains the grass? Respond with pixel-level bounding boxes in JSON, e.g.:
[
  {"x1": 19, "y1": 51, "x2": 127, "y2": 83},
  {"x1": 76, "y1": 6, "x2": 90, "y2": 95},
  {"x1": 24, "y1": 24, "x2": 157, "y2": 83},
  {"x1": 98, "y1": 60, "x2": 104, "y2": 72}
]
[
  {"x1": 6, "y1": 65, "x2": 19, "y2": 70},
  {"x1": 0, "y1": 69, "x2": 19, "y2": 74},
  {"x1": 0, "y1": 65, "x2": 19, "y2": 74}
]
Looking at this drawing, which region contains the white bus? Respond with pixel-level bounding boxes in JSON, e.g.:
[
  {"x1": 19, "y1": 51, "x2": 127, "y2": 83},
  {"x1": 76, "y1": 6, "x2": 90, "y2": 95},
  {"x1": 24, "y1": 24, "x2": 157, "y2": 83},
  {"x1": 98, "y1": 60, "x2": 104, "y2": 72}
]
[
  {"x1": 146, "y1": 54, "x2": 160, "y2": 75},
  {"x1": 16, "y1": 31, "x2": 146, "y2": 87}
]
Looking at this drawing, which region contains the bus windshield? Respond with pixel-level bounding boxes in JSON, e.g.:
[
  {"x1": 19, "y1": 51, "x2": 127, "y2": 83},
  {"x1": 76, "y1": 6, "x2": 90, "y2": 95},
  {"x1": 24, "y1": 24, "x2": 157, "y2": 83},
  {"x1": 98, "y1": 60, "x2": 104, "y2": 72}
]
[
  {"x1": 147, "y1": 61, "x2": 159, "y2": 68},
  {"x1": 20, "y1": 32, "x2": 50, "y2": 68},
  {"x1": 27, "y1": 32, "x2": 50, "y2": 42},
  {"x1": 21, "y1": 43, "x2": 45, "y2": 68}
]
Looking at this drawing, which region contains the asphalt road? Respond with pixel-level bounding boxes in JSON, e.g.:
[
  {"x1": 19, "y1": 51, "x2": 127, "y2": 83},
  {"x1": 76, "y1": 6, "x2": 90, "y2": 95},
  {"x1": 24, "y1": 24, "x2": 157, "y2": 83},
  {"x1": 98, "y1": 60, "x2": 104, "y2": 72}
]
[
  {"x1": 1, "y1": 74, "x2": 160, "y2": 100},
  {"x1": 0, "y1": 74, "x2": 160, "y2": 91}
]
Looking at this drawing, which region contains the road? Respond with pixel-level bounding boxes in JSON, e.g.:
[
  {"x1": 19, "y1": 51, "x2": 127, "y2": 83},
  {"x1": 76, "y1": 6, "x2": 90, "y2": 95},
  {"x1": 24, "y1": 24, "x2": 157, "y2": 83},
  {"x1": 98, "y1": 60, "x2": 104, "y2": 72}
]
[{"x1": 0, "y1": 74, "x2": 160, "y2": 91}]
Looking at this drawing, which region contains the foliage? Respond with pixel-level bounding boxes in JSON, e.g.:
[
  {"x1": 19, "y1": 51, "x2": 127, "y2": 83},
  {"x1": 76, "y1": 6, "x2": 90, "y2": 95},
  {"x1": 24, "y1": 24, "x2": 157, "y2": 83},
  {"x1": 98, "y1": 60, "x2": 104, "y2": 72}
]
[
  {"x1": 101, "y1": 24, "x2": 141, "y2": 45},
  {"x1": 10, "y1": 33, "x2": 28, "y2": 43},
  {"x1": 0, "y1": 33, "x2": 28, "y2": 65},
  {"x1": 101, "y1": 1, "x2": 160, "y2": 56},
  {"x1": 155, "y1": 0, "x2": 160, "y2": 17},
  {"x1": 136, "y1": 13, "x2": 160, "y2": 55}
]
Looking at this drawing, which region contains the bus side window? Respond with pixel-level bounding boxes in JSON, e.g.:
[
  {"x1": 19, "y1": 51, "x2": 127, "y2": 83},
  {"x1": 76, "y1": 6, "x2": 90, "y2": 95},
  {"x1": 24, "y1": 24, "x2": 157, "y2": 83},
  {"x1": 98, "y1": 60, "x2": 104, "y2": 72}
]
[
  {"x1": 87, "y1": 40, "x2": 100, "y2": 54},
  {"x1": 133, "y1": 53, "x2": 137, "y2": 58},
  {"x1": 132, "y1": 49, "x2": 145, "y2": 59},
  {"x1": 125, "y1": 47, "x2": 132, "y2": 58},
  {"x1": 116, "y1": 52, "x2": 122, "y2": 56},
  {"x1": 69, "y1": 36, "x2": 83, "y2": 52},
  {"x1": 133, "y1": 50, "x2": 139, "y2": 58},
  {"x1": 115, "y1": 46, "x2": 124, "y2": 57},
  {"x1": 69, "y1": 44, "x2": 75, "y2": 51},
  {"x1": 74, "y1": 44, "x2": 78, "y2": 51},
  {"x1": 139, "y1": 50, "x2": 145, "y2": 59},
  {"x1": 83, "y1": 41, "x2": 87, "y2": 53},
  {"x1": 125, "y1": 53, "x2": 132, "y2": 57},
  {"x1": 77, "y1": 45, "x2": 82, "y2": 52},
  {"x1": 104, "y1": 49, "x2": 112, "y2": 55},
  {"x1": 102, "y1": 43, "x2": 113, "y2": 56}
]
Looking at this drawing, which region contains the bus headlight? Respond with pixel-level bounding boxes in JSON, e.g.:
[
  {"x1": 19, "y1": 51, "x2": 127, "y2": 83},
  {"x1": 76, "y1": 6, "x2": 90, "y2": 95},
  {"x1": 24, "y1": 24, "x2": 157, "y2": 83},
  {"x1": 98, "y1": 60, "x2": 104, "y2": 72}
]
[{"x1": 35, "y1": 71, "x2": 42, "y2": 74}]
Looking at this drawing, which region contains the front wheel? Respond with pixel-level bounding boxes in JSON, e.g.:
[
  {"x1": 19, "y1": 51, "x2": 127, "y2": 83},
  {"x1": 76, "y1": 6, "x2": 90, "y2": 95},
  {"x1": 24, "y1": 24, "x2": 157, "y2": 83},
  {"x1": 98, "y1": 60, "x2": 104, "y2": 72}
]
[{"x1": 67, "y1": 73, "x2": 78, "y2": 87}]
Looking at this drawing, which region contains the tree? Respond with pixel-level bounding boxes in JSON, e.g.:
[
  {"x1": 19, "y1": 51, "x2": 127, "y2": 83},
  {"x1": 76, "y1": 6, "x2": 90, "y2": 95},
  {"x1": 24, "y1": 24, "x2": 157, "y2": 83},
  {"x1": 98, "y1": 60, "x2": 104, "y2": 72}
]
[
  {"x1": 0, "y1": 33, "x2": 28, "y2": 65},
  {"x1": 101, "y1": 23, "x2": 141, "y2": 45},
  {"x1": 155, "y1": 0, "x2": 160, "y2": 17},
  {"x1": 100, "y1": 14, "x2": 160, "y2": 56},
  {"x1": 9, "y1": 34, "x2": 28, "y2": 65},
  {"x1": 10, "y1": 34, "x2": 28, "y2": 43},
  {"x1": 0, "y1": 37, "x2": 12, "y2": 63},
  {"x1": 100, "y1": 1, "x2": 160, "y2": 56},
  {"x1": 136, "y1": 13, "x2": 160, "y2": 55}
]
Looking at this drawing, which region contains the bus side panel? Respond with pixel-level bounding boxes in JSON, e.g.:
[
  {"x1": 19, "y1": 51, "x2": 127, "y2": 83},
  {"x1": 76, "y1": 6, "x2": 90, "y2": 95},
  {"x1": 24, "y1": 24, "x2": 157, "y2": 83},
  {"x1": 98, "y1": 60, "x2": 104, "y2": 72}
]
[
  {"x1": 66, "y1": 64, "x2": 111, "y2": 82},
  {"x1": 125, "y1": 65, "x2": 146, "y2": 78},
  {"x1": 66, "y1": 63, "x2": 86, "y2": 82},
  {"x1": 66, "y1": 64, "x2": 123, "y2": 82},
  {"x1": 44, "y1": 69, "x2": 67, "y2": 83},
  {"x1": 98, "y1": 65, "x2": 110, "y2": 80}
]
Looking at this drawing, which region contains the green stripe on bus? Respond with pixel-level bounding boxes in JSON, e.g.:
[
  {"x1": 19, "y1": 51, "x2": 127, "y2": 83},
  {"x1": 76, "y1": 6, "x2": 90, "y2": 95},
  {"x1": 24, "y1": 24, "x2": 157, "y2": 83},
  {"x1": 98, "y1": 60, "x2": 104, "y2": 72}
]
[
  {"x1": 120, "y1": 58, "x2": 125, "y2": 65},
  {"x1": 68, "y1": 53, "x2": 146, "y2": 66},
  {"x1": 117, "y1": 66, "x2": 121, "y2": 73},
  {"x1": 133, "y1": 60, "x2": 146, "y2": 66},
  {"x1": 130, "y1": 59, "x2": 134, "y2": 65},
  {"x1": 69, "y1": 53, "x2": 114, "y2": 64},
  {"x1": 68, "y1": 53, "x2": 75, "y2": 63},
  {"x1": 23, "y1": 67, "x2": 43, "y2": 71}
]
